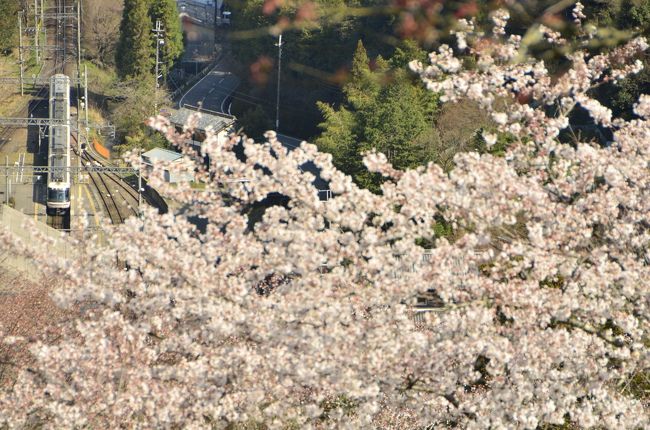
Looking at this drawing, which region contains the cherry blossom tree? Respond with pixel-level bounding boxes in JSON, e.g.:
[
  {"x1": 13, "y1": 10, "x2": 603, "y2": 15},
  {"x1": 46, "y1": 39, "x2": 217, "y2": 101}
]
[{"x1": 1, "y1": 3, "x2": 649, "y2": 428}]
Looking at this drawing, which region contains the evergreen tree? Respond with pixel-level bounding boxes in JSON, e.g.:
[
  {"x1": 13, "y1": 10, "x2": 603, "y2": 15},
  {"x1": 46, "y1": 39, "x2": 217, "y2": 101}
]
[
  {"x1": 149, "y1": 0, "x2": 184, "y2": 74},
  {"x1": 316, "y1": 40, "x2": 440, "y2": 191},
  {"x1": 361, "y1": 70, "x2": 431, "y2": 171},
  {"x1": 344, "y1": 40, "x2": 380, "y2": 111},
  {"x1": 315, "y1": 102, "x2": 361, "y2": 176},
  {"x1": 116, "y1": 0, "x2": 154, "y2": 79},
  {"x1": 389, "y1": 39, "x2": 429, "y2": 69},
  {"x1": 0, "y1": 0, "x2": 20, "y2": 55}
]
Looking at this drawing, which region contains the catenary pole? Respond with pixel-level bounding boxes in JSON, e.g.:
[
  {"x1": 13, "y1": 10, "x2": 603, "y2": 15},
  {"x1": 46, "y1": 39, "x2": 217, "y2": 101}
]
[
  {"x1": 77, "y1": 0, "x2": 81, "y2": 72},
  {"x1": 77, "y1": 1, "x2": 83, "y2": 187},
  {"x1": 84, "y1": 64, "x2": 89, "y2": 126},
  {"x1": 77, "y1": 0, "x2": 82, "y2": 121},
  {"x1": 18, "y1": 14, "x2": 24, "y2": 96},
  {"x1": 34, "y1": 0, "x2": 39, "y2": 64}
]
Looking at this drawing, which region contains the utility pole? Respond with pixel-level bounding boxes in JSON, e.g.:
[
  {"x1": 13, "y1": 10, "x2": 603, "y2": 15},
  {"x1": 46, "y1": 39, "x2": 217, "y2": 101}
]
[
  {"x1": 275, "y1": 33, "x2": 283, "y2": 131},
  {"x1": 138, "y1": 150, "x2": 142, "y2": 213},
  {"x1": 40, "y1": 0, "x2": 45, "y2": 65},
  {"x1": 34, "y1": 0, "x2": 39, "y2": 64},
  {"x1": 42, "y1": 6, "x2": 46, "y2": 62},
  {"x1": 213, "y1": 0, "x2": 219, "y2": 54},
  {"x1": 18, "y1": 13, "x2": 24, "y2": 96},
  {"x1": 152, "y1": 19, "x2": 165, "y2": 114}
]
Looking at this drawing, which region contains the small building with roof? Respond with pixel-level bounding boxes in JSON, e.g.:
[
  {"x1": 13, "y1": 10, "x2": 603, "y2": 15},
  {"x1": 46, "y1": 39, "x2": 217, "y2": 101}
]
[
  {"x1": 165, "y1": 106, "x2": 236, "y2": 150},
  {"x1": 141, "y1": 147, "x2": 193, "y2": 183}
]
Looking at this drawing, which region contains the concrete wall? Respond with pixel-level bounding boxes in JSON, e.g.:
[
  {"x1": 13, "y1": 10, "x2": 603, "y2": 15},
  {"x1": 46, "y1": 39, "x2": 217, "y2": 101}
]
[{"x1": 0, "y1": 205, "x2": 69, "y2": 280}]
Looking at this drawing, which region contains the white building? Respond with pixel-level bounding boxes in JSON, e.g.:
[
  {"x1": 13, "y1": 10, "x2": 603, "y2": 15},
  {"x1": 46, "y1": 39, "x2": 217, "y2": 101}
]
[{"x1": 141, "y1": 147, "x2": 194, "y2": 183}]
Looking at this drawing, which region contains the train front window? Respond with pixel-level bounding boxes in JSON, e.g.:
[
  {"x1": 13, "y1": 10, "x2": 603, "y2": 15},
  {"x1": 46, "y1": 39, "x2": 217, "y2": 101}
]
[{"x1": 48, "y1": 188, "x2": 69, "y2": 202}]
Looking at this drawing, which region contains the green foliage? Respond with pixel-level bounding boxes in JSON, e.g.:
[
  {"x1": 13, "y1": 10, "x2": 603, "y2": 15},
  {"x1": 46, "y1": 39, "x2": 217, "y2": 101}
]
[
  {"x1": 470, "y1": 128, "x2": 512, "y2": 157},
  {"x1": 344, "y1": 40, "x2": 380, "y2": 111},
  {"x1": 412, "y1": 100, "x2": 498, "y2": 172},
  {"x1": 0, "y1": 0, "x2": 20, "y2": 55},
  {"x1": 149, "y1": 0, "x2": 184, "y2": 73},
  {"x1": 318, "y1": 394, "x2": 359, "y2": 421},
  {"x1": 581, "y1": 0, "x2": 650, "y2": 118},
  {"x1": 110, "y1": 80, "x2": 171, "y2": 154},
  {"x1": 389, "y1": 39, "x2": 429, "y2": 69},
  {"x1": 115, "y1": 0, "x2": 182, "y2": 79},
  {"x1": 539, "y1": 275, "x2": 566, "y2": 290},
  {"x1": 583, "y1": 0, "x2": 650, "y2": 32},
  {"x1": 359, "y1": 69, "x2": 433, "y2": 169},
  {"x1": 316, "y1": 40, "x2": 441, "y2": 191},
  {"x1": 116, "y1": 0, "x2": 154, "y2": 79},
  {"x1": 315, "y1": 102, "x2": 363, "y2": 176},
  {"x1": 83, "y1": 61, "x2": 119, "y2": 96},
  {"x1": 113, "y1": 127, "x2": 171, "y2": 154},
  {"x1": 433, "y1": 214, "x2": 454, "y2": 240}
]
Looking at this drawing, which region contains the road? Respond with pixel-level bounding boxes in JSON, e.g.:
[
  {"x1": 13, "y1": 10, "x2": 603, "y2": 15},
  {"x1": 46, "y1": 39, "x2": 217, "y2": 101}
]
[
  {"x1": 176, "y1": 6, "x2": 329, "y2": 195},
  {"x1": 179, "y1": 0, "x2": 215, "y2": 26},
  {"x1": 178, "y1": 61, "x2": 240, "y2": 115}
]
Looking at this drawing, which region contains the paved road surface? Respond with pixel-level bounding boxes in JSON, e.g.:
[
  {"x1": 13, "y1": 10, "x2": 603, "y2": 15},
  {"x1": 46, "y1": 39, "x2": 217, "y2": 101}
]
[
  {"x1": 179, "y1": 63, "x2": 240, "y2": 115},
  {"x1": 179, "y1": 0, "x2": 215, "y2": 26},
  {"x1": 174, "y1": 29, "x2": 329, "y2": 194},
  {"x1": 276, "y1": 133, "x2": 303, "y2": 150}
]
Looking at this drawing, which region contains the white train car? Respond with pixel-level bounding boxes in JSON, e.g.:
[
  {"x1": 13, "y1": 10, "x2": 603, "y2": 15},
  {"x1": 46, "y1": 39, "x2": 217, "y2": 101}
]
[{"x1": 47, "y1": 74, "x2": 71, "y2": 212}]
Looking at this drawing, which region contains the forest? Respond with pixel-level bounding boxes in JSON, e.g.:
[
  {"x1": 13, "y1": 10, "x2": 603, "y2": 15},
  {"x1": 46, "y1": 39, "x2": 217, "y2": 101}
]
[
  {"x1": 228, "y1": 0, "x2": 650, "y2": 188},
  {"x1": 2, "y1": 0, "x2": 649, "y2": 187}
]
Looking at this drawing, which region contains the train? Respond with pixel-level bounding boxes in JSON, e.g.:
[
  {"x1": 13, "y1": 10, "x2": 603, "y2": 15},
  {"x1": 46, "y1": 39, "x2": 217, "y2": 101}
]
[{"x1": 46, "y1": 74, "x2": 71, "y2": 212}]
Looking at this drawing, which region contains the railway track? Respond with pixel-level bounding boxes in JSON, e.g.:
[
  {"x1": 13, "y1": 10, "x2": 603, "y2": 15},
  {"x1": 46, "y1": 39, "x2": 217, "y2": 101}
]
[
  {"x1": 71, "y1": 135, "x2": 140, "y2": 225},
  {"x1": 45, "y1": 0, "x2": 73, "y2": 230},
  {"x1": 0, "y1": 83, "x2": 50, "y2": 152},
  {"x1": 0, "y1": 0, "x2": 70, "y2": 150},
  {"x1": 47, "y1": 213, "x2": 70, "y2": 230},
  {"x1": 83, "y1": 150, "x2": 141, "y2": 202},
  {"x1": 84, "y1": 157, "x2": 124, "y2": 224},
  {"x1": 3, "y1": 0, "x2": 153, "y2": 228}
]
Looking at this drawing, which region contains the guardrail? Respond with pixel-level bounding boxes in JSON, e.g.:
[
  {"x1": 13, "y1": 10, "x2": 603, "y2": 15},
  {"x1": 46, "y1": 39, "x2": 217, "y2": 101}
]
[{"x1": 172, "y1": 51, "x2": 224, "y2": 102}]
